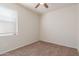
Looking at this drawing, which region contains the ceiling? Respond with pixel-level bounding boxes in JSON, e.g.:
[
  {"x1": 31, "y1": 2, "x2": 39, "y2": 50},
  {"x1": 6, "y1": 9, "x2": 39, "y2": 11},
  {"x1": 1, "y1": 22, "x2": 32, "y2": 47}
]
[{"x1": 20, "y1": 3, "x2": 77, "y2": 14}]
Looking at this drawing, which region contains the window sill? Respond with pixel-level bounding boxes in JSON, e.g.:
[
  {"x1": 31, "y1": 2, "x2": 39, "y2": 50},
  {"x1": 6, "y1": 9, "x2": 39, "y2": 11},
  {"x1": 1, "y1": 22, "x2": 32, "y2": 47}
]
[{"x1": 0, "y1": 33, "x2": 16, "y2": 36}]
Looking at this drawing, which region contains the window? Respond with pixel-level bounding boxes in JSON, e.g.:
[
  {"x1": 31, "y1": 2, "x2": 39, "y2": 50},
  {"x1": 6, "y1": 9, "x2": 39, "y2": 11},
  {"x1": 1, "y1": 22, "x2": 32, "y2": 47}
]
[{"x1": 0, "y1": 6, "x2": 18, "y2": 36}]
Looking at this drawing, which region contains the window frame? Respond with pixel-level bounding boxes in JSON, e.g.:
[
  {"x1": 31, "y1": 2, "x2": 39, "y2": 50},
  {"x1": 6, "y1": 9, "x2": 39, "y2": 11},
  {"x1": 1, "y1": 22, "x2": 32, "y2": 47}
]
[{"x1": 0, "y1": 7, "x2": 18, "y2": 36}]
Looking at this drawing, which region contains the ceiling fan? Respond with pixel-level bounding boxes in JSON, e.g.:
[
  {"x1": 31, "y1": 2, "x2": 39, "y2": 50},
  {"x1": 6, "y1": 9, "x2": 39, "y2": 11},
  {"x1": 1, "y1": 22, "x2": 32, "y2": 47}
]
[{"x1": 35, "y1": 3, "x2": 48, "y2": 8}]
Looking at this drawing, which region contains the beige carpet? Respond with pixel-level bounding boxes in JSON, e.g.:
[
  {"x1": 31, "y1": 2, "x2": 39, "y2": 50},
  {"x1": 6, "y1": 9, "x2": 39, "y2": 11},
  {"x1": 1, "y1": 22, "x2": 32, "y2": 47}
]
[{"x1": 0, "y1": 41, "x2": 78, "y2": 56}]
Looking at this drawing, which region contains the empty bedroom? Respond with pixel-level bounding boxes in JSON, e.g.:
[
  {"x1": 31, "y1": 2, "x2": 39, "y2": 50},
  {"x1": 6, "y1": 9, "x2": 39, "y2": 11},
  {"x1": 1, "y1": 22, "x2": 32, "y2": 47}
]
[{"x1": 0, "y1": 3, "x2": 79, "y2": 56}]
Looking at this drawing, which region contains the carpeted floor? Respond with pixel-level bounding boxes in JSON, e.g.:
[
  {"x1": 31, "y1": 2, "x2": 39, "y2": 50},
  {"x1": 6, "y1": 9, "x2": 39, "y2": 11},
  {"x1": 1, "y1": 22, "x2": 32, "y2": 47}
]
[{"x1": 0, "y1": 41, "x2": 78, "y2": 56}]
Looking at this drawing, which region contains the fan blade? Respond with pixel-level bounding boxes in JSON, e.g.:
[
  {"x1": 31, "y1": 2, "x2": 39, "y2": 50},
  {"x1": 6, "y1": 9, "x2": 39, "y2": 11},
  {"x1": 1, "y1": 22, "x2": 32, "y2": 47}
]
[
  {"x1": 35, "y1": 3, "x2": 40, "y2": 8},
  {"x1": 44, "y1": 3, "x2": 48, "y2": 8}
]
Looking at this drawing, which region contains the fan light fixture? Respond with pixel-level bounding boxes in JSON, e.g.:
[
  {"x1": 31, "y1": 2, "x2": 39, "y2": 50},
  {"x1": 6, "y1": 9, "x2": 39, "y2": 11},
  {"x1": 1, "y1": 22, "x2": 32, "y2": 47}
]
[
  {"x1": 40, "y1": 3, "x2": 44, "y2": 4},
  {"x1": 35, "y1": 3, "x2": 48, "y2": 8}
]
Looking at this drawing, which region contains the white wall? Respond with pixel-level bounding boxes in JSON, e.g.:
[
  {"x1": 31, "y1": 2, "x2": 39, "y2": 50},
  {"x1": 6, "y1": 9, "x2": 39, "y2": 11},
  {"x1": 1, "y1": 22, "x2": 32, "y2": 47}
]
[
  {"x1": 40, "y1": 5, "x2": 77, "y2": 48},
  {"x1": 77, "y1": 4, "x2": 79, "y2": 50},
  {"x1": 0, "y1": 3, "x2": 79, "y2": 54},
  {"x1": 0, "y1": 3, "x2": 40, "y2": 54}
]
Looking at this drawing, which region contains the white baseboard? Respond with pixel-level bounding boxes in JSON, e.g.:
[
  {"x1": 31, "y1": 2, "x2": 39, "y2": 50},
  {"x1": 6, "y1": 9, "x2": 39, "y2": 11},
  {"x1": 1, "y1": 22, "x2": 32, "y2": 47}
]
[
  {"x1": 0, "y1": 40, "x2": 78, "y2": 55},
  {"x1": 40, "y1": 40, "x2": 77, "y2": 49},
  {"x1": 0, "y1": 40, "x2": 38, "y2": 55}
]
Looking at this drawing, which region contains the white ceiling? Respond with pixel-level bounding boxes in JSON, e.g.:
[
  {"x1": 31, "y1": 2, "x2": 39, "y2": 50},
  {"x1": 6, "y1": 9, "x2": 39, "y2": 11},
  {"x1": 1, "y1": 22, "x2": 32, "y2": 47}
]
[{"x1": 21, "y1": 3, "x2": 77, "y2": 14}]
